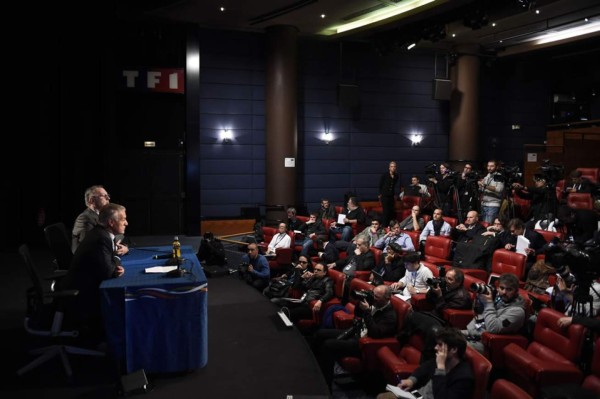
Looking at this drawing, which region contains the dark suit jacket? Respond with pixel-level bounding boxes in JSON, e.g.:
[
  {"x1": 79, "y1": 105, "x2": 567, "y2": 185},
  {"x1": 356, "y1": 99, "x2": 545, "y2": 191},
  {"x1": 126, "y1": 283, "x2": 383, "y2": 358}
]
[
  {"x1": 62, "y1": 225, "x2": 119, "y2": 327},
  {"x1": 72, "y1": 208, "x2": 99, "y2": 252}
]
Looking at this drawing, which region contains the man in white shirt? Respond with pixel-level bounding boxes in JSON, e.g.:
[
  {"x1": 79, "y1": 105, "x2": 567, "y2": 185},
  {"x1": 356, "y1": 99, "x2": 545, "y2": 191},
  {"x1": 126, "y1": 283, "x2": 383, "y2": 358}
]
[
  {"x1": 267, "y1": 223, "x2": 291, "y2": 254},
  {"x1": 419, "y1": 208, "x2": 452, "y2": 244},
  {"x1": 390, "y1": 252, "x2": 433, "y2": 298}
]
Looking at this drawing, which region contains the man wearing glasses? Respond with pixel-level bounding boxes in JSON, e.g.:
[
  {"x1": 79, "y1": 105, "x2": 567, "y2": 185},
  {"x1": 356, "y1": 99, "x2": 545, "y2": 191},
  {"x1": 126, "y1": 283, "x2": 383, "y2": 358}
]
[
  {"x1": 373, "y1": 220, "x2": 415, "y2": 254},
  {"x1": 72, "y1": 185, "x2": 129, "y2": 256},
  {"x1": 273, "y1": 262, "x2": 334, "y2": 327},
  {"x1": 342, "y1": 218, "x2": 386, "y2": 254},
  {"x1": 239, "y1": 243, "x2": 271, "y2": 291}
]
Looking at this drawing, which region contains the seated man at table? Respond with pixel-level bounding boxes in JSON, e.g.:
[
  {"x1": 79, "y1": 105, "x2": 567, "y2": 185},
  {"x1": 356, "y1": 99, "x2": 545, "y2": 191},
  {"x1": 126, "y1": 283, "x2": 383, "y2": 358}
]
[
  {"x1": 239, "y1": 243, "x2": 271, "y2": 291},
  {"x1": 61, "y1": 203, "x2": 127, "y2": 340}
]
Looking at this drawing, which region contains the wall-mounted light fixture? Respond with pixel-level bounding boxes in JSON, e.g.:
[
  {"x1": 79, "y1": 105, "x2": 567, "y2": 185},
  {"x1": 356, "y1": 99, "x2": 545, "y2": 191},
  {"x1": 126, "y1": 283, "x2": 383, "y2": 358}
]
[
  {"x1": 410, "y1": 133, "x2": 423, "y2": 146},
  {"x1": 220, "y1": 128, "x2": 233, "y2": 144},
  {"x1": 322, "y1": 131, "x2": 332, "y2": 145}
]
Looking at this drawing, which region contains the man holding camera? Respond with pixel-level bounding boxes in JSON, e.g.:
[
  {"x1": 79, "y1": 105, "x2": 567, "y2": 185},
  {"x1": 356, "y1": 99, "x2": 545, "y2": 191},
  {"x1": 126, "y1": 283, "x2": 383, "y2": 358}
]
[
  {"x1": 312, "y1": 285, "x2": 397, "y2": 391},
  {"x1": 399, "y1": 268, "x2": 472, "y2": 363},
  {"x1": 512, "y1": 175, "x2": 558, "y2": 228},
  {"x1": 462, "y1": 273, "x2": 526, "y2": 353},
  {"x1": 478, "y1": 160, "x2": 505, "y2": 224},
  {"x1": 239, "y1": 243, "x2": 270, "y2": 291}
]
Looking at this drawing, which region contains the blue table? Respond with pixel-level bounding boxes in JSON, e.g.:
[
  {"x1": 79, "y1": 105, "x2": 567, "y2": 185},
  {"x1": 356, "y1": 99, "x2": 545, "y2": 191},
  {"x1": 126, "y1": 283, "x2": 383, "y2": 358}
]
[{"x1": 100, "y1": 245, "x2": 207, "y2": 373}]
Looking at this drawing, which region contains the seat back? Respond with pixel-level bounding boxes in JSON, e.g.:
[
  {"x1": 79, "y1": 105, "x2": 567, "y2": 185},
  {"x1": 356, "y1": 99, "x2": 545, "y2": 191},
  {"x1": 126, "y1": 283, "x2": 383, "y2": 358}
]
[
  {"x1": 491, "y1": 248, "x2": 527, "y2": 281},
  {"x1": 532, "y1": 307, "x2": 586, "y2": 364},
  {"x1": 390, "y1": 294, "x2": 413, "y2": 332},
  {"x1": 424, "y1": 236, "x2": 452, "y2": 262},
  {"x1": 534, "y1": 229, "x2": 564, "y2": 243},
  {"x1": 567, "y1": 192, "x2": 593, "y2": 210},
  {"x1": 490, "y1": 379, "x2": 533, "y2": 399},
  {"x1": 555, "y1": 179, "x2": 565, "y2": 202},
  {"x1": 18, "y1": 244, "x2": 45, "y2": 313},
  {"x1": 401, "y1": 195, "x2": 422, "y2": 210},
  {"x1": 328, "y1": 269, "x2": 347, "y2": 299},
  {"x1": 261, "y1": 226, "x2": 277, "y2": 244},
  {"x1": 44, "y1": 222, "x2": 73, "y2": 270},
  {"x1": 442, "y1": 216, "x2": 457, "y2": 228},
  {"x1": 582, "y1": 337, "x2": 600, "y2": 395},
  {"x1": 401, "y1": 230, "x2": 420, "y2": 251},
  {"x1": 465, "y1": 345, "x2": 493, "y2": 399},
  {"x1": 577, "y1": 167, "x2": 599, "y2": 184}
]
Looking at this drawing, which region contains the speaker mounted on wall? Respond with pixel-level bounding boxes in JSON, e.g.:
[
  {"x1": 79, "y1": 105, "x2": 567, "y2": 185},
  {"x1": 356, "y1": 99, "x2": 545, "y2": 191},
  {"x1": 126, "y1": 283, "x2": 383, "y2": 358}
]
[{"x1": 432, "y1": 79, "x2": 452, "y2": 101}]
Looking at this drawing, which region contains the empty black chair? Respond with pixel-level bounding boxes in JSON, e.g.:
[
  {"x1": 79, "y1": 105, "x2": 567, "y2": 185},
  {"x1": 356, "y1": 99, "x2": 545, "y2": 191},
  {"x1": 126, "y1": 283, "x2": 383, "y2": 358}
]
[
  {"x1": 16, "y1": 244, "x2": 104, "y2": 378},
  {"x1": 43, "y1": 222, "x2": 73, "y2": 271}
]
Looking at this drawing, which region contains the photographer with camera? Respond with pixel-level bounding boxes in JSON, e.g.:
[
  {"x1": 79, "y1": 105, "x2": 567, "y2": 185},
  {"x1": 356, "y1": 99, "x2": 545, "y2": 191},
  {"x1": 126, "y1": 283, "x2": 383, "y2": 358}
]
[
  {"x1": 312, "y1": 285, "x2": 397, "y2": 391},
  {"x1": 512, "y1": 173, "x2": 558, "y2": 229},
  {"x1": 428, "y1": 163, "x2": 456, "y2": 217},
  {"x1": 456, "y1": 163, "x2": 481, "y2": 215},
  {"x1": 272, "y1": 262, "x2": 334, "y2": 329},
  {"x1": 238, "y1": 243, "x2": 271, "y2": 291},
  {"x1": 263, "y1": 255, "x2": 312, "y2": 299},
  {"x1": 425, "y1": 267, "x2": 472, "y2": 318},
  {"x1": 478, "y1": 160, "x2": 505, "y2": 224},
  {"x1": 462, "y1": 273, "x2": 526, "y2": 353}
]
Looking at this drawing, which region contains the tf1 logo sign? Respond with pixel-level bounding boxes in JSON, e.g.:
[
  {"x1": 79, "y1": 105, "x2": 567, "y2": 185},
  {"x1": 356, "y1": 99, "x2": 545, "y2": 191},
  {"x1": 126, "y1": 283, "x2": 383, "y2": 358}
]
[{"x1": 121, "y1": 68, "x2": 184, "y2": 94}]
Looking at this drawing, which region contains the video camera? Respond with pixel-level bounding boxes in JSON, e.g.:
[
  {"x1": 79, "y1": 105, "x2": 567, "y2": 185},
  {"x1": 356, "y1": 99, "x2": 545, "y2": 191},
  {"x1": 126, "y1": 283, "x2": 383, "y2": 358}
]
[
  {"x1": 536, "y1": 160, "x2": 564, "y2": 188},
  {"x1": 424, "y1": 162, "x2": 438, "y2": 179},
  {"x1": 351, "y1": 289, "x2": 375, "y2": 306},
  {"x1": 494, "y1": 164, "x2": 522, "y2": 185},
  {"x1": 546, "y1": 238, "x2": 600, "y2": 290}
]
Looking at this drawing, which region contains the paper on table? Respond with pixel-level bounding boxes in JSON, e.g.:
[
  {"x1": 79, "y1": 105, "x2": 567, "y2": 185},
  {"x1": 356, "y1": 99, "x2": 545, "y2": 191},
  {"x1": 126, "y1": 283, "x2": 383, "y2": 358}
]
[
  {"x1": 385, "y1": 384, "x2": 421, "y2": 399},
  {"x1": 516, "y1": 235, "x2": 530, "y2": 255},
  {"x1": 337, "y1": 214, "x2": 347, "y2": 224},
  {"x1": 145, "y1": 266, "x2": 178, "y2": 273}
]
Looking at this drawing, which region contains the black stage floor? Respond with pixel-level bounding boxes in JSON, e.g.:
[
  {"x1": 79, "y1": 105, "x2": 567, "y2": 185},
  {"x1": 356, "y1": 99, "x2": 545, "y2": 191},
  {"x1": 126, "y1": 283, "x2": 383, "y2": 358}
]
[{"x1": 0, "y1": 237, "x2": 375, "y2": 399}]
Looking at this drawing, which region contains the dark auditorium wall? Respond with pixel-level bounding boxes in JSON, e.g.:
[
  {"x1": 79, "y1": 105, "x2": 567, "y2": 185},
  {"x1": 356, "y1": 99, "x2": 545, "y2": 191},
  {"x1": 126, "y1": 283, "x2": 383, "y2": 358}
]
[
  {"x1": 12, "y1": 17, "x2": 597, "y2": 248},
  {"x1": 197, "y1": 29, "x2": 449, "y2": 219}
]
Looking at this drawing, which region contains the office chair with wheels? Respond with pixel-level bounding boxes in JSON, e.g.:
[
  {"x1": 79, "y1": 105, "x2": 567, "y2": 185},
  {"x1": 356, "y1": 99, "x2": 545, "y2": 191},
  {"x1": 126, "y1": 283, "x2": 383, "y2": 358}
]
[
  {"x1": 43, "y1": 222, "x2": 73, "y2": 271},
  {"x1": 16, "y1": 244, "x2": 105, "y2": 378}
]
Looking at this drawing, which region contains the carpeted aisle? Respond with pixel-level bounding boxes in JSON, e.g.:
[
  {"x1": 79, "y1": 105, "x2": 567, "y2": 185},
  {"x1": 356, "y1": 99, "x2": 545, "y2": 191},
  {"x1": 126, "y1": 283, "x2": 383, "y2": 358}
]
[{"x1": 0, "y1": 242, "x2": 331, "y2": 399}]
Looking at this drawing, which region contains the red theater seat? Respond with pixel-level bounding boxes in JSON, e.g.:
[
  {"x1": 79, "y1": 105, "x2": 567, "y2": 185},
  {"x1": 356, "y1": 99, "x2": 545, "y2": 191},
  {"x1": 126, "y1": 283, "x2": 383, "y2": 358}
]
[
  {"x1": 567, "y1": 192, "x2": 593, "y2": 210},
  {"x1": 423, "y1": 236, "x2": 452, "y2": 266},
  {"x1": 577, "y1": 167, "x2": 599, "y2": 184},
  {"x1": 490, "y1": 379, "x2": 533, "y2": 399},
  {"x1": 503, "y1": 307, "x2": 586, "y2": 398},
  {"x1": 489, "y1": 248, "x2": 527, "y2": 282}
]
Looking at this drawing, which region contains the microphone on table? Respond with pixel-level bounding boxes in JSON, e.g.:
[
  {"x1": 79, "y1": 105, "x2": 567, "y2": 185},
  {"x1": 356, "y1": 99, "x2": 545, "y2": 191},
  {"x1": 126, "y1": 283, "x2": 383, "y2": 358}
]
[{"x1": 152, "y1": 253, "x2": 172, "y2": 260}]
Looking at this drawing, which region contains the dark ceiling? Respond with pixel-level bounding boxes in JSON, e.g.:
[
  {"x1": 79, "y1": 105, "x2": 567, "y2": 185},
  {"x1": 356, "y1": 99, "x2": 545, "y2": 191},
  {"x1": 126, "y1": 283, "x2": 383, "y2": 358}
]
[{"x1": 118, "y1": 0, "x2": 600, "y2": 59}]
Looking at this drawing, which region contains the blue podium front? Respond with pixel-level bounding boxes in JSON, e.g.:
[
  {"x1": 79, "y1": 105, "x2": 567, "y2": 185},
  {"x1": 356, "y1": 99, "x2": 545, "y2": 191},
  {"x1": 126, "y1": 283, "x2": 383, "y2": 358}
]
[{"x1": 100, "y1": 245, "x2": 207, "y2": 373}]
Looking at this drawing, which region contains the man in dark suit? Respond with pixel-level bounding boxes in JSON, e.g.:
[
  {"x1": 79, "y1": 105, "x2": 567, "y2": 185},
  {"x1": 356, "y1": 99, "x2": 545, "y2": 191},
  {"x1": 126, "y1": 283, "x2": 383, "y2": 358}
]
[
  {"x1": 72, "y1": 185, "x2": 129, "y2": 256},
  {"x1": 504, "y1": 217, "x2": 546, "y2": 274},
  {"x1": 62, "y1": 203, "x2": 127, "y2": 338}
]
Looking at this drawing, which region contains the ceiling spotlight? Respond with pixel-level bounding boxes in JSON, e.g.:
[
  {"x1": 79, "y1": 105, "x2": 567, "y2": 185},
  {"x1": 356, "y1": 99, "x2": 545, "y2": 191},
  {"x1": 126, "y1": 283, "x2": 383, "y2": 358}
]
[
  {"x1": 407, "y1": 42, "x2": 416, "y2": 50},
  {"x1": 220, "y1": 6, "x2": 225, "y2": 12},
  {"x1": 321, "y1": 14, "x2": 326, "y2": 19}
]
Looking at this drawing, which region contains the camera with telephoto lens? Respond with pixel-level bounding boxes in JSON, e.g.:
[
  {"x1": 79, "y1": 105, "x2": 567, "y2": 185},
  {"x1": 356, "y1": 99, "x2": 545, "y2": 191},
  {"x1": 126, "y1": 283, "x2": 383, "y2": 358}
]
[
  {"x1": 470, "y1": 282, "x2": 496, "y2": 295},
  {"x1": 238, "y1": 262, "x2": 250, "y2": 273},
  {"x1": 351, "y1": 289, "x2": 375, "y2": 305},
  {"x1": 427, "y1": 266, "x2": 447, "y2": 289}
]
